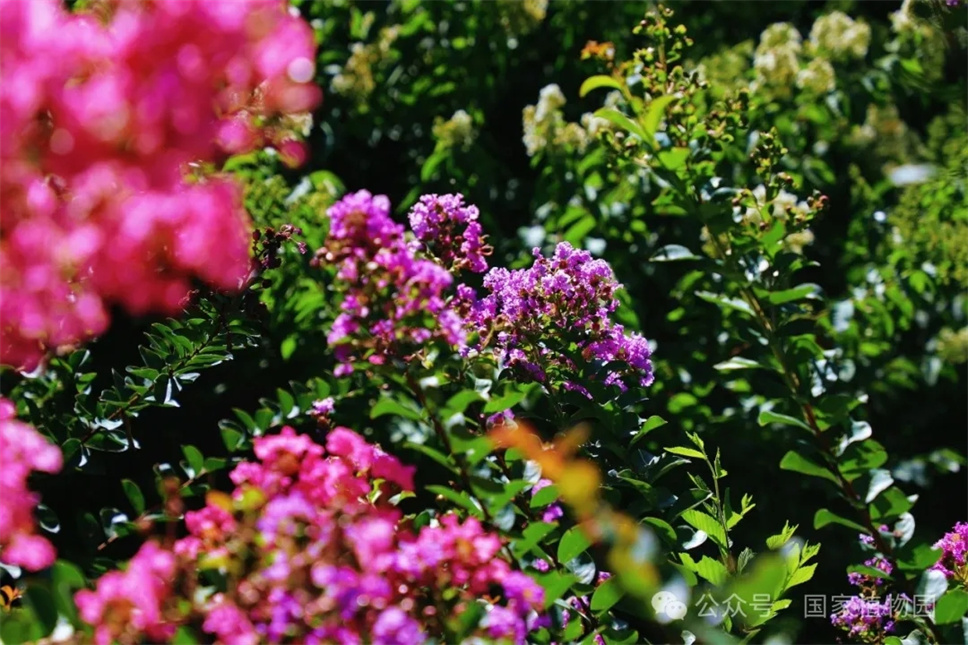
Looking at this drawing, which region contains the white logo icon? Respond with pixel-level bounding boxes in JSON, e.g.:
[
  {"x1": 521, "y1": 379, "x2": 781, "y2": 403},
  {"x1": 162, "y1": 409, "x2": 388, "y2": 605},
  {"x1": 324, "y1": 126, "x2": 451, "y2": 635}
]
[{"x1": 652, "y1": 590, "x2": 688, "y2": 620}]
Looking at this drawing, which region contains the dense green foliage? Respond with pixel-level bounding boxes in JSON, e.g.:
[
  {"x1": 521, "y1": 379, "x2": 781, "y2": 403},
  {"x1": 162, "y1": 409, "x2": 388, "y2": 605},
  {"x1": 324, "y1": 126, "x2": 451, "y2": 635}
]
[{"x1": 2, "y1": 1, "x2": 966, "y2": 643}]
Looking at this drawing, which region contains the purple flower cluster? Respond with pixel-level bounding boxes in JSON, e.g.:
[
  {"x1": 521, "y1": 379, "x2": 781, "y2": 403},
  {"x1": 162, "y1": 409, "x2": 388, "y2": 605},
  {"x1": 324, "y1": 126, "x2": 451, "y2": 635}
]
[
  {"x1": 466, "y1": 242, "x2": 654, "y2": 392},
  {"x1": 315, "y1": 190, "x2": 465, "y2": 375},
  {"x1": 831, "y1": 533, "x2": 909, "y2": 642},
  {"x1": 408, "y1": 193, "x2": 491, "y2": 273},
  {"x1": 531, "y1": 478, "x2": 564, "y2": 523},
  {"x1": 847, "y1": 556, "x2": 893, "y2": 587},
  {"x1": 830, "y1": 595, "x2": 906, "y2": 641},
  {"x1": 931, "y1": 521, "x2": 968, "y2": 582}
]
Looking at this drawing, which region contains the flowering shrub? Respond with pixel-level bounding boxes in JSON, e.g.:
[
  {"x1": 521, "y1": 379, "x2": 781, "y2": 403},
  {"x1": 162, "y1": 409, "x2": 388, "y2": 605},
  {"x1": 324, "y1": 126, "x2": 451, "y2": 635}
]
[
  {"x1": 0, "y1": 398, "x2": 62, "y2": 571},
  {"x1": 0, "y1": 0, "x2": 319, "y2": 370},
  {"x1": 74, "y1": 427, "x2": 544, "y2": 644},
  {"x1": 0, "y1": 2, "x2": 964, "y2": 645}
]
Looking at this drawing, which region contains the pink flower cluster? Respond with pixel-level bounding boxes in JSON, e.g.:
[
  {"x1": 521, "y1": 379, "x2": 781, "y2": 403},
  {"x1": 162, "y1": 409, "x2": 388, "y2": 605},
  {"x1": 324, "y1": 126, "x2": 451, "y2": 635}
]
[
  {"x1": 0, "y1": 0, "x2": 320, "y2": 370},
  {"x1": 315, "y1": 190, "x2": 467, "y2": 375},
  {"x1": 0, "y1": 397, "x2": 63, "y2": 571},
  {"x1": 74, "y1": 541, "x2": 177, "y2": 645},
  {"x1": 76, "y1": 427, "x2": 544, "y2": 644}
]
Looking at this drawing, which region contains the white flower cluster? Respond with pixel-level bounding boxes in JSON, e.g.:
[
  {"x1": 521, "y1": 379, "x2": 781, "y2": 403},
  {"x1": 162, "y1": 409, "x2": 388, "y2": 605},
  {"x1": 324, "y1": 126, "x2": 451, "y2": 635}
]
[
  {"x1": 331, "y1": 26, "x2": 400, "y2": 102},
  {"x1": 809, "y1": 11, "x2": 871, "y2": 60},
  {"x1": 796, "y1": 57, "x2": 836, "y2": 95},
  {"x1": 497, "y1": 0, "x2": 548, "y2": 38},
  {"x1": 433, "y1": 109, "x2": 477, "y2": 151},
  {"x1": 753, "y1": 23, "x2": 802, "y2": 95},
  {"x1": 753, "y1": 10, "x2": 871, "y2": 100},
  {"x1": 522, "y1": 84, "x2": 599, "y2": 157}
]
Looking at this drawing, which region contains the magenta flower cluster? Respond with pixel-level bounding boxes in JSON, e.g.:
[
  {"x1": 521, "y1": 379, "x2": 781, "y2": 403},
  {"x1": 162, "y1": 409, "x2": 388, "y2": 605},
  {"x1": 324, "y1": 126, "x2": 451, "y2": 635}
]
[
  {"x1": 0, "y1": 0, "x2": 320, "y2": 370},
  {"x1": 408, "y1": 193, "x2": 491, "y2": 273},
  {"x1": 0, "y1": 398, "x2": 63, "y2": 571},
  {"x1": 931, "y1": 521, "x2": 968, "y2": 583},
  {"x1": 75, "y1": 426, "x2": 544, "y2": 644},
  {"x1": 316, "y1": 190, "x2": 467, "y2": 375},
  {"x1": 467, "y1": 242, "x2": 654, "y2": 392}
]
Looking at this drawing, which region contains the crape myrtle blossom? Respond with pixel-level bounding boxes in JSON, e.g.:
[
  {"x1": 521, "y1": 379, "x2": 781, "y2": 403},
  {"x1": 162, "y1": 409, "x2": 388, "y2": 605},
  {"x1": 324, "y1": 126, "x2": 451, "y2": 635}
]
[
  {"x1": 0, "y1": 0, "x2": 320, "y2": 370},
  {"x1": 931, "y1": 521, "x2": 968, "y2": 583},
  {"x1": 465, "y1": 242, "x2": 654, "y2": 393},
  {"x1": 0, "y1": 397, "x2": 63, "y2": 570},
  {"x1": 315, "y1": 190, "x2": 469, "y2": 375},
  {"x1": 830, "y1": 532, "x2": 910, "y2": 642},
  {"x1": 317, "y1": 191, "x2": 653, "y2": 393},
  {"x1": 408, "y1": 193, "x2": 492, "y2": 274},
  {"x1": 76, "y1": 426, "x2": 545, "y2": 644}
]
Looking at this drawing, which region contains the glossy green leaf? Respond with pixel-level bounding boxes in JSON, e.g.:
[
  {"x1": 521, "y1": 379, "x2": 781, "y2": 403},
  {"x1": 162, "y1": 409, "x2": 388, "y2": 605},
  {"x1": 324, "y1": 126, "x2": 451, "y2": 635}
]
[
  {"x1": 590, "y1": 576, "x2": 625, "y2": 614},
  {"x1": 934, "y1": 589, "x2": 968, "y2": 625},
  {"x1": 579, "y1": 74, "x2": 625, "y2": 97},
  {"x1": 558, "y1": 525, "x2": 592, "y2": 563},
  {"x1": 814, "y1": 508, "x2": 867, "y2": 533},
  {"x1": 121, "y1": 479, "x2": 145, "y2": 515},
  {"x1": 779, "y1": 451, "x2": 840, "y2": 486},
  {"x1": 758, "y1": 409, "x2": 812, "y2": 432}
]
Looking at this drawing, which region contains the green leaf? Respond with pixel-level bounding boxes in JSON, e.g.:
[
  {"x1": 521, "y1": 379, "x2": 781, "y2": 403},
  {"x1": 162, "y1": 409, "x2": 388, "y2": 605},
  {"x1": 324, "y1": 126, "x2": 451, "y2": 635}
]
[
  {"x1": 427, "y1": 485, "x2": 482, "y2": 518},
  {"x1": 643, "y1": 517, "x2": 678, "y2": 545},
  {"x1": 531, "y1": 484, "x2": 560, "y2": 508},
  {"x1": 696, "y1": 291, "x2": 755, "y2": 317},
  {"x1": 657, "y1": 147, "x2": 691, "y2": 171},
  {"x1": 846, "y1": 564, "x2": 893, "y2": 582},
  {"x1": 916, "y1": 569, "x2": 949, "y2": 604},
  {"x1": 535, "y1": 571, "x2": 579, "y2": 609},
  {"x1": 680, "y1": 509, "x2": 727, "y2": 549},
  {"x1": 758, "y1": 410, "x2": 812, "y2": 432},
  {"x1": 121, "y1": 479, "x2": 145, "y2": 515},
  {"x1": 371, "y1": 396, "x2": 423, "y2": 422},
  {"x1": 593, "y1": 107, "x2": 647, "y2": 141},
  {"x1": 696, "y1": 556, "x2": 729, "y2": 585},
  {"x1": 787, "y1": 563, "x2": 818, "y2": 588},
  {"x1": 590, "y1": 576, "x2": 625, "y2": 614},
  {"x1": 934, "y1": 589, "x2": 968, "y2": 625},
  {"x1": 766, "y1": 522, "x2": 797, "y2": 550},
  {"x1": 483, "y1": 384, "x2": 531, "y2": 414},
  {"x1": 182, "y1": 445, "x2": 205, "y2": 477},
  {"x1": 642, "y1": 94, "x2": 679, "y2": 139},
  {"x1": 579, "y1": 75, "x2": 625, "y2": 97},
  {"x1": 443, "y1": 390, "x2": 484, "y2": 416},
  {"x1": 896, "y1": 543, "x2": 942, "y2": 572},
  {"x1": 632, "y1": 416, "x2": 667, "y2": 444},
  {"x1": 779, "y1": 451, "x2": 840, "y2": 485},
  {"x1": 511, "y1": 522, "x2": 556, "y2": 558},
  {"x1": 836, "y1": 420, "x2": 872, "y2": 456},
  {"x1": 765, "y1": 284, "x2": 822, "y2": 305},
  {"x1": 865, "y1": 469, "x2": 894, "y2": 504},
  {"x1": 220, "y1": 425, "x2": 244, "y2": 452},
  {"x1": 21, "y1": 585, "x2": 57, "y2": 639},
  {"x1": 650, "y1": 244, "x2": 698, "y2": 262},
  {"x1": 714, "y1": 357, "x2": 763, "y2": 372},
  {"x1": 404, "y1": 442, "x2": 458, "y2": 474},
  {"x1": 173, "y1": 626, "x2": 201, "y2": 644},
  {"x1": 814, "y1": 508, "x2": 868, "y2": 533},
  {"x1": 558, "y1": 526, "x2": 592, "y2": 563},
  {"x1": 665, "y1": 446, "x2": 705, "y2": 459}
]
